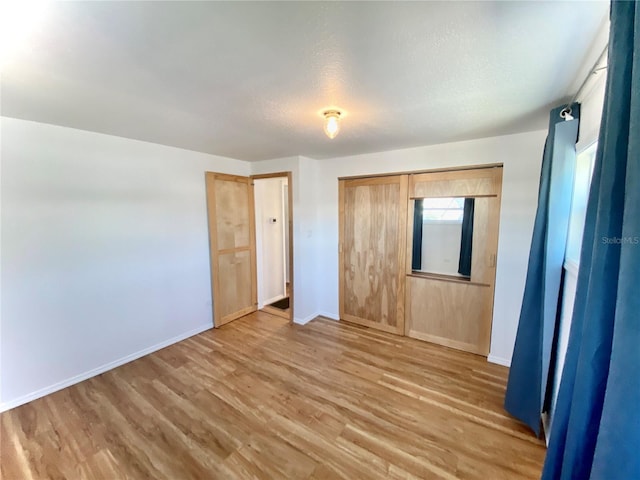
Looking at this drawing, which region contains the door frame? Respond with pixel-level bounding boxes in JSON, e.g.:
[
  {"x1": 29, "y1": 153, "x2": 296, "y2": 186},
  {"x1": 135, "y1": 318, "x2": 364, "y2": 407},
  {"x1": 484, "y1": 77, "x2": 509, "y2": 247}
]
[{"x1": 251, "y1": 172, "x2": 294, "y2": 323}]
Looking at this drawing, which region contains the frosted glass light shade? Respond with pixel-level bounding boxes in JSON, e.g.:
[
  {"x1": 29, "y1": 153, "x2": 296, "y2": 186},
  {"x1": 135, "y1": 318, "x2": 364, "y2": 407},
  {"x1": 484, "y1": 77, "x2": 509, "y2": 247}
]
[{"x1": 323, "y1": 110, "x2": 341, "y2": 139}]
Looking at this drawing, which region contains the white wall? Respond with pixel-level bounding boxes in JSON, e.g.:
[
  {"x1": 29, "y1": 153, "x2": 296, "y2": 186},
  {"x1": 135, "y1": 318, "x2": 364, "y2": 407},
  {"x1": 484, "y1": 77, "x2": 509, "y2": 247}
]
[
  {"x1": 577, "y1": 74, "x2": 606, "y2": 152},
  {"x1": 254, "y1": 177, "x2": 287, "y2": 307},
  {"x1": 313, "y1": 130, "x2": 547, "y2": 365},
  {"x1": 0, "y1": 117, "x2": 250, "y2": 411},
  {"x1": 419, "y1": 221, "x2": 463, "y2": 276}
]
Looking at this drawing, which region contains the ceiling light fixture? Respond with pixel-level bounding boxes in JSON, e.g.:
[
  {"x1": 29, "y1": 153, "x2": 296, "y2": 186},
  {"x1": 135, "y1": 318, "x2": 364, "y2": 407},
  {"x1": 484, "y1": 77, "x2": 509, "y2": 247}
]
[
  {"x1": 0, "y1": 0, "x2": 50, "y2": 68},
  {"x1": 323, "y1": 110, "x2": 341, "y2": 139}
]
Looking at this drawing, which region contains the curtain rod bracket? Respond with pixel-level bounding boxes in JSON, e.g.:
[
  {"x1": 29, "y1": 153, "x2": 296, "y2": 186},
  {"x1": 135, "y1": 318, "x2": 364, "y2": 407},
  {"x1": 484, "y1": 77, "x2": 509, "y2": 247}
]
[{"x1": 560, "y1": 108, "x2": 574, "y2": 120}]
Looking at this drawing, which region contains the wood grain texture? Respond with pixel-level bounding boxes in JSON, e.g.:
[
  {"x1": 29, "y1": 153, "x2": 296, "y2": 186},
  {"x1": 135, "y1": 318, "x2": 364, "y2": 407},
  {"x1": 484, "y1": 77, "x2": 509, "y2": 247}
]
[
  {"x1": 469, "y1": 197, "x2": 490, "y2": 284},
  {"x1": 339, "y1": 175, "x2": 408, "y2": 335},
  {"x1": 217, "y1": 250, "x2": 254, "y2": 322},
  {"x1": 1, "y1": 312, "x2": 545, "y2": 480},
  {"x1": 484, "y1": 174, "x2": 503, "y2": 344},
  {"x1": 411, "y1": 167, "x2": 502, "y2": 198},
  {"x1": 205, "y1": 172, "x2": 257, "y2": 327},
  {"x1": 338, "y1": 163, "x2": 503, "y2": 182},
  {"x1": 214, "y1": 177, "x2": 251, "y2": 250},
  {"x1": 406, "y1": 276, "x2": 494, "y2": 355},
  {"x1": 406, "y1": 166, "x2": 503, "y2": 355}
]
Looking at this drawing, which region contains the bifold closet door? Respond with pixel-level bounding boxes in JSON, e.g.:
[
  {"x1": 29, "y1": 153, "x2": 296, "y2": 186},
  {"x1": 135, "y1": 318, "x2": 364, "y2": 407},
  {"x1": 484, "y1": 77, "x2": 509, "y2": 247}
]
[
  {"x1": 339, "y1": 175, "x2": 408, "y2": 334},
  {"x1": 205, "y1": 172, "x2": 257, "y2": 327}
]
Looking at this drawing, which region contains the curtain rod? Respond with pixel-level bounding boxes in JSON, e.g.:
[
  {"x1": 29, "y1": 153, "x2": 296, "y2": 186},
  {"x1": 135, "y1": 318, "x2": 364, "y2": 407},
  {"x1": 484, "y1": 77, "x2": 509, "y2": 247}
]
[{"x1": 560, "y1": 44, "x2": 609, "y2": 119}]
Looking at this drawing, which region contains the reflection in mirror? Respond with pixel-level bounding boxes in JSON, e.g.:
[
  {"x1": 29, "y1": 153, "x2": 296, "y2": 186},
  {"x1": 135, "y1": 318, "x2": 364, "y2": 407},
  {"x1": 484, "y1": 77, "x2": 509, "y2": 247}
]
[{"x1": 411, "y1": 197, "x2": 475, "y2": 278}]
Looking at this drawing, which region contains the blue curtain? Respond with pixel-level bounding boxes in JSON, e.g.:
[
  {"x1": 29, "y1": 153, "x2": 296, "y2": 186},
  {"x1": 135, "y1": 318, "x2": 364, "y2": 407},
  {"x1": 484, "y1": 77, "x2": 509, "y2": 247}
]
[
  {"x1": 458, "y1": 198, "x2": 474, "y2": 277},
  {"x1": 504, "y1": 105, "x2": 580, "y2": 436},
  {"x1": 412, "y1": 199, "x2": 423, "y2": 270},
  {"x1": 542, "y1": 2, "x2": 640, "y2": 478}
]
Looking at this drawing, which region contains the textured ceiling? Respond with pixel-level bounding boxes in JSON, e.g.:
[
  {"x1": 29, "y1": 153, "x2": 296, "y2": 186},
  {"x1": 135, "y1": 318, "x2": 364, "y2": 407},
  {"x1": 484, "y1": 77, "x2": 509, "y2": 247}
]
[{"x1": 1, "y1": 1, "x2": 608, "y2": 161}]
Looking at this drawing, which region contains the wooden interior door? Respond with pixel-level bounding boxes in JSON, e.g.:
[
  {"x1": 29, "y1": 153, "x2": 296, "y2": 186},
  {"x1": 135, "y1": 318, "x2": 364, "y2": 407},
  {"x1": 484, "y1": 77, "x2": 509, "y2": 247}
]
[
  {"x1": 405, "y1": 167, "x2": 503, "y2": 355},
  {"x1": 339, "y1": 175, "x2": 408, "y2": 334},
  {"x1": 205, "y1": 172, "x2": 257, "y2": 327}
]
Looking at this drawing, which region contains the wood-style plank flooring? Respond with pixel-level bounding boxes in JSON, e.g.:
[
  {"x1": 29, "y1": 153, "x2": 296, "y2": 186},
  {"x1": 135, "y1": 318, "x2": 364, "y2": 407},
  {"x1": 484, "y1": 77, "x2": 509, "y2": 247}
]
[{"x1": 1, "y1": 312, "x2": 545, "y2": 479}]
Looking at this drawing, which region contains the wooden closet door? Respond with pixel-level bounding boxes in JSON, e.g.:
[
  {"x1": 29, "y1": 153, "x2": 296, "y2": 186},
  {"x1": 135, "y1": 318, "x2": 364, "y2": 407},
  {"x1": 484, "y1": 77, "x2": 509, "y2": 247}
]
[
  {"x1": 405, "y1": 167, "x2": 503, "y2": 355},
  {"x1": 205, "y1": 172, "x2": 257, "y2": 327},
  {"x1": 339, "y1": 175, "x2": 408, "y2": 334}
]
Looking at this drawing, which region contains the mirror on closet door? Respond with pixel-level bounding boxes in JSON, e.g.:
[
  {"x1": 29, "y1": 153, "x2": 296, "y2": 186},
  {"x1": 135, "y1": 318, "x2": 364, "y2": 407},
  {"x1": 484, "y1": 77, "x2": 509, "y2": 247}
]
[{"x1": 411, "y1": 197, "x2": 475, "y2": 279}]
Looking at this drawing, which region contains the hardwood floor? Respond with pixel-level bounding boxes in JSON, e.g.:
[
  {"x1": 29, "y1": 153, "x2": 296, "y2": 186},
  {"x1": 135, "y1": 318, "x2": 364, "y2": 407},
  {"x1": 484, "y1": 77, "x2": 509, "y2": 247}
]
[{"x1": 1, "y1": 312, "x2": 545, "y2": 479}]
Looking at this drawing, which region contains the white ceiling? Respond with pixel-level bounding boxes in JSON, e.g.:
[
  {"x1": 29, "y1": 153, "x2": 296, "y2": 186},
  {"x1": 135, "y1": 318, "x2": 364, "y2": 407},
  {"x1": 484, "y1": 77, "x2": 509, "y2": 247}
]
[{"x1": 1, "y1": 1, "x2": 608, "y2": 161}]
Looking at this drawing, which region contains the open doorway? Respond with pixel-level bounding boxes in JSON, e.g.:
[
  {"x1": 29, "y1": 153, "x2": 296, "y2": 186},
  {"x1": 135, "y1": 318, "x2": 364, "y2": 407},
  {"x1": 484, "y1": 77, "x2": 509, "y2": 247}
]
[{"x1": 252, "y1": 172, "x2": 293, "y2": 321}]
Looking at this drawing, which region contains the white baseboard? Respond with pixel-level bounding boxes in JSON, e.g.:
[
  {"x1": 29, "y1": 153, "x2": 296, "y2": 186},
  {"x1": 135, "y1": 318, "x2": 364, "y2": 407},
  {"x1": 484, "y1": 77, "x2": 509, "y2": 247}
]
[
  {"x1": 294, "y1": 311, "x2": 339, "y2": 325},
  {"x1": 293, "y1": 312, "x2": 319, "y2": 325},
  {"x1": 0, "y1": 323, "x2": 213, "y2": 413},
  {"x1": 488, "y1": 354, "x2": 511, "y2": 367}
]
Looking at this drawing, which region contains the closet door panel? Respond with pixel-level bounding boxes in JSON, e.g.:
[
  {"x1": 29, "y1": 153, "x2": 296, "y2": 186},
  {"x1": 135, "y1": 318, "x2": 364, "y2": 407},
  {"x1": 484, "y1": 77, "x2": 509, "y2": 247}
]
[
  {"x1": 412, "y1": 168, "x2": 500, "y2": 198},
  {"x1": 339, "y1": 176, "x2": 408, "y2": 334},
  {"x1": 406, "y1": 276, "x2": 493, "y2": 355},
  {"x1": 217, "y1": 250, "x2": 254, "y2": 322},
  {"x1": 470, "y1": 197, "x2": 490, "y2": 284},
  {"x1": 406, "y1": 166, "x2": 502, "y2": 356}
]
